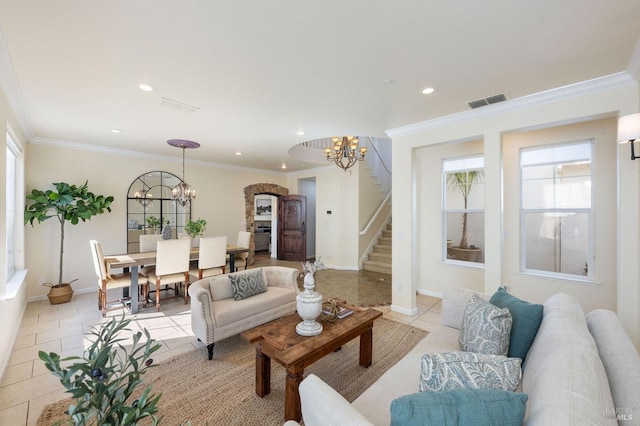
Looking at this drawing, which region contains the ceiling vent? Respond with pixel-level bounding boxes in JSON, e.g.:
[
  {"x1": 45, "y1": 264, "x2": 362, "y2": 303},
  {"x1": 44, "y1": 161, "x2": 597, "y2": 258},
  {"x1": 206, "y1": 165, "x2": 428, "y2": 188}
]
[
  {"x1": 159, "y1": 97, "x2": 199, "y2": 113},
  {"x1": 467, "y1": 93, "x2": 507, "y2": 109}
]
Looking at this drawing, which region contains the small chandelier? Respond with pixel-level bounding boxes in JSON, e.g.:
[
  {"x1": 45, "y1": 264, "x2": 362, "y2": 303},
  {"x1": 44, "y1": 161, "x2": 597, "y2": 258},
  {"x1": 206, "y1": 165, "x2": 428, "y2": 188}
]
[
  {"x1": 167, "y1": 139, "x2": 200, "y2": 207},
  {"x1": 324, "y1": 136, "x2": 367, "y2": 171},
  {"x1": 134, "y1": 188, "x2": 153, "y2": 209}
]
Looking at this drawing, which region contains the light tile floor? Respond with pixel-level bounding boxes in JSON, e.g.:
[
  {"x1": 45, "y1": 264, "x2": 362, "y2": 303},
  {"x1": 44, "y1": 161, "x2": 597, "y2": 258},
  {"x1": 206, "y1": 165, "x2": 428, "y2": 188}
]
[{"x1": 0, "y1": 264, "x2": 441, "y2": 426}]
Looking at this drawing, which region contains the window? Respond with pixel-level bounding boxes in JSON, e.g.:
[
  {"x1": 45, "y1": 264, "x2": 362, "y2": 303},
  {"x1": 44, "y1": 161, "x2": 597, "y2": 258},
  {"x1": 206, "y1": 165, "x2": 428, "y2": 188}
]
[
  {"x1": 520, "y1": 140, "x2": 593, "y2": 279},
  {"x1": 6, "y1": 132, "x2": 19, "y2": 280},
  {"x1": 443, "y1": 156, "x2": 485, "y2": 264}
]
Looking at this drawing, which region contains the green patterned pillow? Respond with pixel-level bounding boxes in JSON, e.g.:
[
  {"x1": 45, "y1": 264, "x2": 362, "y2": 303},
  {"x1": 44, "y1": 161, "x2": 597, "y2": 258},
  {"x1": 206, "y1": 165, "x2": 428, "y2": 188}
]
[
  {"x1": 229, "y1": 268, "x2": 267, "y2": 301},
  {"x1": 459, "y1": 294, "x2": 512, "y2": 356},
  {"x1": 419, "y1": 351, "x2": 522, "y2": 392},
  {"x1": 391, "y1": 388, "x2": 528, "y2": 426}
]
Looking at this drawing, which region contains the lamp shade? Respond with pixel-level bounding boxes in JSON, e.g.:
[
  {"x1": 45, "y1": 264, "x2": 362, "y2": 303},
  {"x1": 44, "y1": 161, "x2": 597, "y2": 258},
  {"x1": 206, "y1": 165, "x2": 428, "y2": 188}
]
[{"x1": 617, "y1": 113, "x2": 640, "y2": 144}]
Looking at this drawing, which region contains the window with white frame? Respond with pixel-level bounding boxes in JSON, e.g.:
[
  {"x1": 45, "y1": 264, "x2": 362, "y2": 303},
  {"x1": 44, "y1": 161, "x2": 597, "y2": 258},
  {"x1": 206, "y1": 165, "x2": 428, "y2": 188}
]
[
  {"x1": 443, "y1": 155, "x2": 485, "y2": 264},
  {"x1": 6, "y1": 133, "x2": 18, "y2": 280},
  {"x1": 520, "y1": 140, "x2": 593, "y2": 279}
]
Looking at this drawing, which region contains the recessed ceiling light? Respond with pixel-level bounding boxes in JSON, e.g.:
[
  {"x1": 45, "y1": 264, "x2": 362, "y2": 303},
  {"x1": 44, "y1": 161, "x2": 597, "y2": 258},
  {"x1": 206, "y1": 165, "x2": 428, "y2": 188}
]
[
  {"x1": 111, "y1": 128, "x2": 121, "y2": 133},
  {"x1": 139, "y1": 83, "x2": 153, "y2": 92},
  {"x1": 297, "y1": 131, "x2": 305, "y2": 136},
  {"x1": 422, "y1": 87, "x2": 435, "y2": 95},
  {"x1": 235, "y1": 151, "x2": 242, "y2": 156},
  {"x1": 281, "y1": 162, "x2": 287, "y2": 169}
]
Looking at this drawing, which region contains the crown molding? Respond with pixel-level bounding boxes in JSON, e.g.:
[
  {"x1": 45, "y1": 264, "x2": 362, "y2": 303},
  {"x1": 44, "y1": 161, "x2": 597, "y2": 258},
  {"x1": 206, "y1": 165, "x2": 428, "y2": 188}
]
[
  {"x1": 28, "y1": 136, "x2": 287, "y2": 175},
  {"x1": 386, "y1": 72, "x2": 637, "y2": 138},
  {"x1": 0, "y1": 25, "x2": 33, "y2": 139},
  {"x1": 627, "y1": 36, "x2": 640, "y2": 82}
]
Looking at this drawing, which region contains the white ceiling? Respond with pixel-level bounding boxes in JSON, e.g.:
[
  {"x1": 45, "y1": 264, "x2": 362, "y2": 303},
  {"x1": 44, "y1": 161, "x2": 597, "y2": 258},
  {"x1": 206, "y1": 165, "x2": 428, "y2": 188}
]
[{"x1": 0, "y1": 1, "x2": 639, "y2": 172}]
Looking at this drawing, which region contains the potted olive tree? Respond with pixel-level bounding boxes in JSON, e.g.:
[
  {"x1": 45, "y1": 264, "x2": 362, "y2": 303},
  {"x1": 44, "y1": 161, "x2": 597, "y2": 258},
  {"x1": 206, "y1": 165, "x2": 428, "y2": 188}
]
[
  {"x1": 446, "y1": 170, "x2": 484, "y2": 262},
  {"x1": 24, "y1": 181, "x2": 114, "y2": 304}
]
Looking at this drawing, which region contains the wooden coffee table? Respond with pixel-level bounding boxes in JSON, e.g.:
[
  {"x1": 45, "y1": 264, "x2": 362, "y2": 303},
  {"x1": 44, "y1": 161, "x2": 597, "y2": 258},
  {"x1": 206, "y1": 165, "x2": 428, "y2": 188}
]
[{"x1": 241, "y1": 307, "x2": 383, "y2": 422}]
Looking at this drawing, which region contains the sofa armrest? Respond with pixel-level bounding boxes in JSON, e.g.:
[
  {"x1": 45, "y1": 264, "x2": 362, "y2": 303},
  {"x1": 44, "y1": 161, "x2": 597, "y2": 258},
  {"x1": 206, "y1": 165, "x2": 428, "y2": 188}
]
[
  {"x1": 188, "y1": 280, "x2": 217, "y2": 345},
  {"x1": 298, "y1": 374, "x2": 373, "y2": 426}
]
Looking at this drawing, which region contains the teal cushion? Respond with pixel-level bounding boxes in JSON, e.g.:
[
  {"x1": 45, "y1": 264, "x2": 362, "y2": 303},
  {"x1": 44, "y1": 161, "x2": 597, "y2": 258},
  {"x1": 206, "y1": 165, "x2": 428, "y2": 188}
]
[
  {"x1": 390, "y1": 389, "x2": 528, "y2": 426},
  {"x1": 229, "y1": 268, "x2": 267, "y2": 300},
  {"x1": 489, "y1": 287, "x2": 543, "y2": 361},
  {"x1": 459, "y1": 295, "x2": 512, "y2": 356},
  {"x1": 419, "y1": 351, "x2": 521, "y2": 392}
]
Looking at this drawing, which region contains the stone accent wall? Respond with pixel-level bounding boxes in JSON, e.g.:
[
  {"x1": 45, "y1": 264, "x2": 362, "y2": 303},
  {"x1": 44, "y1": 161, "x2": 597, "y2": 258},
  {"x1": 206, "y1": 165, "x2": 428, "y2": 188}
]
[{"x1": 243, "y1": 183, "x2": 289, "y2": 266}]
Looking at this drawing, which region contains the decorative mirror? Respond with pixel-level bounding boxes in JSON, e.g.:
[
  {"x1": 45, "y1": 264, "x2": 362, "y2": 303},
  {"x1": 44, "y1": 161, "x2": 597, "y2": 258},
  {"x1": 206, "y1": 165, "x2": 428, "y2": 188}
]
[{"x1": 126, "y1": 171, "x2": 191, "y2": 253}]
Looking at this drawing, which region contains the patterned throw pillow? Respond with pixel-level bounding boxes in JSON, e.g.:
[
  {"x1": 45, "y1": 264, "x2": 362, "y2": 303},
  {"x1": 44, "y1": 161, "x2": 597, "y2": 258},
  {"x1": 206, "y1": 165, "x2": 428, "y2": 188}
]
[
  {"x1": 229, "y1": 268, "x2": 267, "y2": 301},
  {"x1": 419, "y1": 351, "x2": 522, "y2": 392},
  {"x1": 459, "y1": 294, "x2": 512, "y2": 356}
]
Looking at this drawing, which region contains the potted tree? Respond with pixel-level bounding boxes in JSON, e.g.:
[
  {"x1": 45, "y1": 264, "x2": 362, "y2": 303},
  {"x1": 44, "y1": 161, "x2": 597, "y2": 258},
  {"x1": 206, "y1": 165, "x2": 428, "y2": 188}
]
[
  {"x1": 145, "y1": 216, "x2": 169, "y2": 234},
  {"x1": 446, "y1": 170, "x2": 484, "y2": 262},
  {"x1": 24, "y1": 181, "x2": 114, "y2": 304},
  {"x1": 184, "y1": 218, "x2": 207, "y2": 247}
]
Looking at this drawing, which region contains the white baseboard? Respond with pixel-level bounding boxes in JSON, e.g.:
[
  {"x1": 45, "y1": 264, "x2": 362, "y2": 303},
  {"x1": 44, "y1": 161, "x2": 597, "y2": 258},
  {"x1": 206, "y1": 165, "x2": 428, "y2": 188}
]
[
  {"x1": 417, "y1": 289, "x2": 443, "y2": 299},
  {"x1": 390, "y1": 304, "x2": 418, "y2": 316}
]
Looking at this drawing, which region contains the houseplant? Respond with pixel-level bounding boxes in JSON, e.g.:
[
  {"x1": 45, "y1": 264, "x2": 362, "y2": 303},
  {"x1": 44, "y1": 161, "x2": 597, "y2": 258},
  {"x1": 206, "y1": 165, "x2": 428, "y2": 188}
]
[
  {"x1": 24, "y1": 181, "x2": 114, "y2": 303},
  {"x1": 184, "y1": 218, "x2": 207, "y2": 238},
  {"x1": 446, "y1": 170, "x2": 484, "y2": 262},
  {"x1": 145, "y1": 216, "x2": 169, "y2": 234},
  {"x1": 39, "y1": 314, "x2": 163, "y2": 425}
]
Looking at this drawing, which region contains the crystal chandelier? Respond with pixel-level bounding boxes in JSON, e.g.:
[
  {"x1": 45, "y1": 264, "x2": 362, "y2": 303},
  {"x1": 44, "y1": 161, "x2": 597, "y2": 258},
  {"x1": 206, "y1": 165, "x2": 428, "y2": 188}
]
[
  {"x1": 134, "y1": 188, "x2": 153, "y2": 209},
  {"x1": 324, "y1": 136, "x2": 367, "y2": 171},
  {"x1": 167, "y1": 139, "x2": 200, "y2": 207}
]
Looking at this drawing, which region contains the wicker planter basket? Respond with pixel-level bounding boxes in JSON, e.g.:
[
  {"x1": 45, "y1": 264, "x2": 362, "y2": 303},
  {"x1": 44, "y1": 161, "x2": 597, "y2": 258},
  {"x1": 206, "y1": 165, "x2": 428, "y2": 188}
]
[{"x1": 43, "y1": 282, "x2": 74, "y2": 304}]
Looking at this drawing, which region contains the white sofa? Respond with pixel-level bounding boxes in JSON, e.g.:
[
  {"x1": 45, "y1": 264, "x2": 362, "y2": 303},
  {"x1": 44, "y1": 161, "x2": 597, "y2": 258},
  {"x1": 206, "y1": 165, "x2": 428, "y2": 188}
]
[
  {"x1": 290, "y1": 288, "x2": 640, "y2": 426},
  {"x1": 188, "y1": 266, "x2": 299, "y2": 359}
]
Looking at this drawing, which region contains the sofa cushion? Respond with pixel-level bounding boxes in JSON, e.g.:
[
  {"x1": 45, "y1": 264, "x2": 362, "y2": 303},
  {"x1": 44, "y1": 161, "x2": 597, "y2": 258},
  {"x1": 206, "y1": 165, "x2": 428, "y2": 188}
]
[
  {"x1": 419, "y1": 351, "x2": 522, "y2": 392},
  {"x1": 489, "y1": 287, "x2": 543, "y2": 362},
  {"x1": 229, "y1": 268, "x2": 267, "y2": 300},
  {"x1": 214, "y1": 286, "x2": 296, "y2": 326},
  {"x1": 390, "y1": 388, "x2": 528, "y2": 426},
  {"x1": 459, "y1": 295, "x2": 512, "y2": 356},
  {"x1": 441, "y1": 288, "x2": 490, "y2": 329}
]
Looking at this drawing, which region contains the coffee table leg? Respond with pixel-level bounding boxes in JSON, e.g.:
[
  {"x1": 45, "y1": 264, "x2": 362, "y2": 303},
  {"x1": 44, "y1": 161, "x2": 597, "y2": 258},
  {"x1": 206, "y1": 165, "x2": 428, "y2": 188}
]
[
  {"x1": 359, "y1": 327, "x2": 373, "y2": 367},
  {"x1": 285, "y1": 367, "x2": 303, "y2": 422},
  {"x1": 256, "y1": 345, "x2": 271, "y2": 397}
]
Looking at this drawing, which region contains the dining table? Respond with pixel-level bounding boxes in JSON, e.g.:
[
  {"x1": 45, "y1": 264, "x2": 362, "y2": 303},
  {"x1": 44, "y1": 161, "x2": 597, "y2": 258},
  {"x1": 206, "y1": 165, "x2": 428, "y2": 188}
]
[{"x1": 105, "y1": 244, "x2": 249, "y2": 314}]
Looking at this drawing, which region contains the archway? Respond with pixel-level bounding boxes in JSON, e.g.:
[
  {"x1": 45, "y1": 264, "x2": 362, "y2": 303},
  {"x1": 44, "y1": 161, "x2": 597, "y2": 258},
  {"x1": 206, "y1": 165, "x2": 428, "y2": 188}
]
[{"x1": 243, "y1": 183, "x2": 289, "y2": 266}]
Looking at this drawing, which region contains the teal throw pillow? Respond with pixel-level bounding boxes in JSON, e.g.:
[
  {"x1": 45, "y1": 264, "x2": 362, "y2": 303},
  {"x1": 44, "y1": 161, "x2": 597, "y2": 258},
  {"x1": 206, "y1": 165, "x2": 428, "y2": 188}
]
[
  {"x1": 419, "y1": 351, "x2": 522, "y2": 392},
  {"x1": 489, "y1": 287, "x2": 543, "y2": 362},
  {"x1": 390, "y1": 388, "x2": 528, "y2": 426},
  {"x1": 459, "y1": 295, "x2": 512, "y2": 356},
  {"x1": 229, "y1": 268, "x2": 267, "y2": 301}
]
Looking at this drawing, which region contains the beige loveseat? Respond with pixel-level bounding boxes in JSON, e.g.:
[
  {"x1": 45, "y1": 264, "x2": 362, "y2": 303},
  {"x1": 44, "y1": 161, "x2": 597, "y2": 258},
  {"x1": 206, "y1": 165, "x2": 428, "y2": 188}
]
[
  {"x1": 289, "y1": 288, "x2": 640, "y2": 425},
  {"x1": 188, "y1": 266, "x2": 299, "y2": 359}
]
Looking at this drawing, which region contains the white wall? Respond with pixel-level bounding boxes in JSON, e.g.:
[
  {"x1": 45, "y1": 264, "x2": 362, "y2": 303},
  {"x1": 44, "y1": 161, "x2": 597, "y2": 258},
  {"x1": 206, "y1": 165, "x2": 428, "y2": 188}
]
[
  {"x1": 390, "y1": 75, "x2": 640, "y2": 347},
  {"x1": 416, "y1": 139, "x2": 485, "y2": 297},
  {"x1": 288, "y1": 164, "x2": 360, "y2": 270},
  {"x1": 24, "y1": 142, "x2": 288, "y2": 299},
  {"x1": 502, "y1": 118, "x2": 617, "y2": 311}
]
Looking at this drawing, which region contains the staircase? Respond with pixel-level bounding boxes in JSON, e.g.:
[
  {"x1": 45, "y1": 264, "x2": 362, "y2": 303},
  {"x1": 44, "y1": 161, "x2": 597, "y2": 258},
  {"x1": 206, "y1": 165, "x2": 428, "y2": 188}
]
[{"x1": 363, "y1": 222, "x2": 392, "y2": 275}]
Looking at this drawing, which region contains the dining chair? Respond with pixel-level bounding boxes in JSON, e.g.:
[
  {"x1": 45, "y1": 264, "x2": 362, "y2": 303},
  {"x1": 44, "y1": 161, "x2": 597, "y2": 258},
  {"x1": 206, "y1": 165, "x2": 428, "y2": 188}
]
[
  {"x1": 139, "y1": 234, "x2": 164, "y2": 252},
  {"x1": 89, "y1": 239, "x2": 148, "y2": 317},
  {"x1": 234, "y1": 231, "x2": 251, "y2": 272},
  {"x1": 145, "y1": 238, "x2": 191, "y2": 311},
  {"x1": 189, "y1": 236, "x2": 227, "y2": 281}
]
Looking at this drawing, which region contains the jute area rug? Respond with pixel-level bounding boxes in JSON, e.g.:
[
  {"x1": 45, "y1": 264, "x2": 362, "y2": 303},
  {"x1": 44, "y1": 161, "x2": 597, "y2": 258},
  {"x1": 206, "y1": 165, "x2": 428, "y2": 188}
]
[{"x1": 38, "y1": 318, "x2": 427, "y2": 426}]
